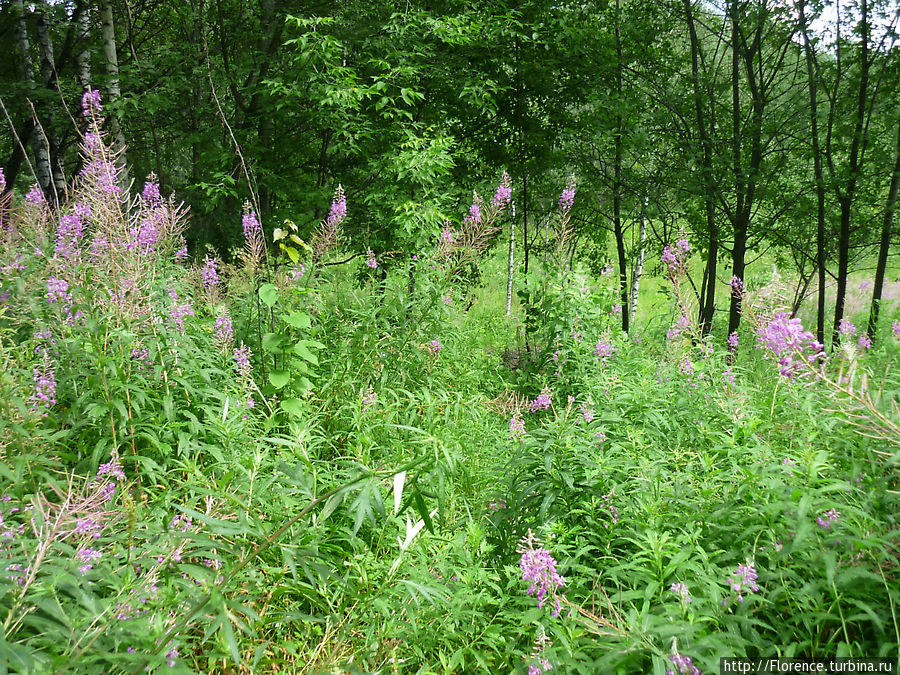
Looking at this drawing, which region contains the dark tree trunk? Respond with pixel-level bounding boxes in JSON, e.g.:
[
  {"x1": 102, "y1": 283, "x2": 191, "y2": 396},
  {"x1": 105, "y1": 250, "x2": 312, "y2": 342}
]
[
  {"x1": 868, "y1": 115, "x2": 900, "y2": 338},
  {"x1": 614, "y1": 0, "x2": 629, "y2": 333}
]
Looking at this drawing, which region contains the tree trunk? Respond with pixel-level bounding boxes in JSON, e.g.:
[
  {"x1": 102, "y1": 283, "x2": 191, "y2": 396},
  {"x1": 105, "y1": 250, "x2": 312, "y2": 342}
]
[
  {"x1": 100, "y1": 0, "x2": 129, "y2": 189},
  {"x1": 75, "y1": 0, "x2": 92, "y2": 91},
  {"x1": 35, "y1": 1, "x2": 66, "y2": 200},
  {"x1": 507, "y1": 201, "x2": 516, "y2": 316},
  {"x1": 629, "y1": 201, "x2": 648, "y2": 329},
  {"x1": 14, "y1": 0, "x2": 53, "y2": 198},
  {"x1": 830, "y1": 0, "x2": 870, "y2": 348},
  {"x1": 613, "y1": 0, "x2": 629, "y2": 333},
  {"x1": 798, "y1": 0, "x2": 828, "y2": 347},
  {"x1": 867, "y1": 114, "x2": 900, "y2": 339},
  {"x1": 683, "y1": 0, "x2": 718, "y2": 336}
]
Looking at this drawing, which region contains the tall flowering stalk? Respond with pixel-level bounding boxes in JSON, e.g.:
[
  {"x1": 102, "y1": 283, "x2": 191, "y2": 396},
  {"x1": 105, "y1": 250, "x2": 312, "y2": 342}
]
[
  {"x1": 240, "y1": 204, "x2": 267, "y2": 272},
  {"x1": 312, "y1": 185, "x2": 346, "y2": 264},
  {"x1": 518, "y1": 530, "x2": 565, "y2": 617},
  {"x1": 755, "y1": 312, "x2": 824, "y2": 378},
  {"x1": 554, "y1": 177, "x2": 576, "y2": 263}
]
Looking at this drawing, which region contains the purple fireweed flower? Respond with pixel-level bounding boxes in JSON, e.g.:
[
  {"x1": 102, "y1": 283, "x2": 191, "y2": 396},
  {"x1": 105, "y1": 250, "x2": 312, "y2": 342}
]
[
  {"x1": 30, "y1": 363, "x2": 57, "y2": 413},
  {"x1": 170, "y1": 514, "x2": 193, "y2": 533},
  {"x1": 79, "y1": 132, "x2": 121, "y2": 196},
  {"x1": 55, "y1": 214, "x2": 85, "y2": 260},
  {"x1": 76, "y1": 547, "x2": 101, "y2": 563},
  {"x1": 25, "y1": 185, "x2": 45, "y2": 205},
  {"x1": 427, "y1": 339, "x2": 442, "y2": 356},
  {"x1": 579, "y1": 404, "x2": 595, "y2": 424},
  {"x1": 679, "y1": 356, "x2": 694, "y2": 377},
  {"x1": 670, "y1": 582, "x2": 692, "y2": 604},
  {"x1": 464, "y1": 199, "x2": 482, "y2": 226},
  {"x1": 727, "y1": 331, "x2": 739, "y2": 353},
  {"x1": 519, "y1": 533, "x2": 565, "y2": 617},
  {"x1": 242, "y1": 210, "x2": 262, "y2": 241},
  {"x1": 558, "y1": 181, "x2": 575, "y2": 212},
  {"x1": 168, "y1": 302, "x2": 194, "y2": 333},
  {"x1": 81, "y1": 89, "x2": 102, "y2": 116},
  {"x1": 492, "y1": 172, "x2": 512, "y2": 208},
  {"x1": 201, "y1": 256, "x2": 219, "y2": 288},
  {"x1": 816, "y1": 508, "x2": 840, "y2": 530},
  {"x1": 442, "y1": 292, "x2": 452, "y2": 305},
  {"x1": 0, "y1": 168, "x2": 5, "y2": 192},
  {"x1": 74, "y1": 518, "x2": 102, "y2": 539},
  {"x1": 98, "y1": 458, "x2": 126, "y2": 481},
  {"x1": 290, "y1": 264, "x2": 306, "y2": 280},
  {"x1": 838, "y1": 319, "x2": 856, "y2": 337},
  {"x1": 893, "y1": 320, "x2": 900, "y2": 341},
  {"x1": 328, "y1": 187, "x2": 347, "y2": 227},
  {"x1": 782, "y1": 457, "x2": 796, "y2": 477},
  {"x1": 214, "y1": 314, "x2": 233, "y2": 344},
  {"x1": 141, "y1": 176, "x2": 162, "y2": 205},
  {"x1": 361, "y1": 386, "x2": 376, "y2": 410},
  {"x1": 857, "y1": 333, "x2": 871, "y2": 350},
  {"x1": 726, "y1": 561, "x2": 759, "y2": 603},
  {"x1": 365, "y1": 249, "x2": 378, "y2": 269},
  {"x1": 756, "y1": 312, "x2": 823, "y2": 378},
  {"x1": 488, "y1": 499, "x2": 507, "y2": 511},
  {"x1": 440, "y1": 227, "x2": 455, "y2": 245},
  {"x1": 166, "y1": 645, "x2": 178, "y2": 668},
  {"x1": 233, "y1": 343, "x2": 252, "y2": 378},
  {"x1": 662, "y1": 239, "x2": 689, "y2": 277},
  {"x1": 731, "y1": 275, "x2": 744, "y2": 298},
  {"x1": 508, "y1": 412, "x2": 525, "y2": 441},
  {"x1": 530, "y1": 387, "x2": 552, "y2": 412},
  {"x1": 667, "y1": 652, "x2": 701, "y2": 675},
  {"x1": 667, "y1": 315, "x2": 690, "y2": 342},
  {"x1": 175, "y1": 237, "x2": 188, "y2": 262},
  {"x1": 593, "y1": 337, "x2": 617, "y2": 359}
]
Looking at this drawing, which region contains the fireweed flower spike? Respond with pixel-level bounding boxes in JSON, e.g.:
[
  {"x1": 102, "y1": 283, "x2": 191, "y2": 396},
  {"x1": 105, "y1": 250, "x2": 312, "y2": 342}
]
[
  {"x1": 756, "y1": 313, "x2": 824, "y2": 378},
  {"x1": 365, "y1": 249, "x2": 378, "y2": 269},
  {"x1": 518, "y1": 530, "x2": 565, "y2": 617},
  {"x1": 492, "y1": 171, "x2": 512, "y2": 209},
  {"x1": 667, "y1": 652, "x2": 701, "y2": 675},
  {"x1": 508, "y1": 412, "x2": 525, "y2": 441},
  {"x1": 724, "y1": 561, "x2": 760, "y2": 604}
]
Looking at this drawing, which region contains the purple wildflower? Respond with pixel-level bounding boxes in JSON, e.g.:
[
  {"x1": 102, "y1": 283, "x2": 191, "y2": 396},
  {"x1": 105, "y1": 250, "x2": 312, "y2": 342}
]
[
  {"x1": 893, "y1": 320, "x2": 900, "y2": 341},
  {"x1": 731, "y1": 275, "x2": 744, "y2": 298},
  {"x1": 518, "y1": 533, "x2": 565, "y2": 617},
  {"x1": 290, "y1": 264, "x2": 306, "y2": 280},
  {"x1": 55, "y1": 214, "x2": 85, "y2": 260},
  {"x1": 365, "y1": 249, "x2": 378, "y2": 269},
  {"x1": 74, "y1": 518, "x2": 102, "y2": 539},
  {"x1": 242, "y1": 210, "x2": 262, "y2": 241},
  {"x1": 727, "y1": 332, "x2": 739, "y2": 353},
  {"x1": 667, "y1": 652, "x2": 701, "y2": 675},
  {"x1": 76, "y1": 547, "x2": 101, "y2": 564},
  {"x1": 167, "y1": 302, "x2": 194, "y2": 333},
  {"x1": 29, "y1": 363, "x2": 57, "y2": 413},
  {"x1": 46, "y1": 276, "x2": 70, "y2": 304},
  {"x1": 328, "y1": 187, "x2": 347, "y2": 227},
  {"x1": 838, "y1": 319, "x2": 856, "y2": 337},
  {"x1": 361, "y1": 386, "x2": 376, "y2": 411},
  {"x1": 756, "y1": 312, "x2": 823, "y2": 378},
  {"x1": 530, "y1": 387, "x2": 552, "y2": 413},
  {"x1": 0, "y1": 168, "x2": 5, "y2": 192},
  {"x1": 782, "y1": 457, "x2": 796, "y2": 477},
  {"x1": 679, "y1": 356, "x2": 694, "y2": 377},
  {"x1": 464, "y1": 199, "x2": 482, "y2": 225},
  {"x1": 670, "y1": 582, "x2": 692, "y2": 604},
  {"x1": 816, "y1": 508, "x2": 840, "y2": 530},
  {"x1": 508, "y1": 412, "x2": 525, "y2": 441},
  {"x1": 662, "y1": 239, "x2": 689, "y2": 277},
  {"x1": 593, "y1": 337, "x2": 617, "y2": 359},
  {"x1": 98, "y1": 458, "x2": 126, "y2": 481},
  {"x1": 726, "y1": 561, "x2": 760, "y2": 603},
  {"x1": 141, "y1": 176, "x2": 162, "y2": 205},
  {"x1": 201, "y1": 256, "x2": 219, "y2": 289},
  {"x1": 857, "y1": 333, "x2": 871, "y2": 350},
  {"x1": 175, "y1": 238, "x2": 188, "y2": 262},
  {"x1": 558, "y1": 183, "x2": 575, "y2": 212},
  {"x1": 667, "y1": 315, "x2": 690, "y2": 342},
  {"x1": 579, "y1": 404, "x2": 595, "y2": 424},
  {"x1": 427, "y1": 339, "x2": 442, "y2": 356},
  {"x1": 488, "y1": 499, "x2": 507, "y2": 511},
  {"x1": 214, "y1": 314, "x2": 233, "y2": 345},
  {"x1": 81, "y1": 89, "x2": 102, "y2": 116},
  {"x1": 440, "y1": 227, "x2": 455, "y2": 245},
  {"x1": 233, "y1": 343, "x2": 252, "y2": 378},
  {"x1": 492, "y1": 172, "x2": 512, "y2": 208},
  {"x1": 25, "y1": 185, "x2": 45, "y2": 205}
]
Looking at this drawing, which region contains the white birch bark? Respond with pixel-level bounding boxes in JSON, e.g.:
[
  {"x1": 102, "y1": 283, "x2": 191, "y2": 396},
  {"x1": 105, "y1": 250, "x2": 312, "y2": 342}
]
[
  {"x1": 100, "y1": 0, "x2": 129, "y2": 189},
  {"x1": 629, "y1": 199, "x2": 648, "y2": 328},
  {"x1": 506, "y1": 201, "x2": 516, "y2": 316},
  {"x1": 34, "y1": 2, "x2": 66, "y2": 197}
]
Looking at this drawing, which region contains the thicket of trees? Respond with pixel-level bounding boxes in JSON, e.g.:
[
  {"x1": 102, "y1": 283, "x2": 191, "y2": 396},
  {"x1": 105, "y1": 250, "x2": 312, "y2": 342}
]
[{"x1": 1, "y1": 0, "x2": 898, "y2": 344}]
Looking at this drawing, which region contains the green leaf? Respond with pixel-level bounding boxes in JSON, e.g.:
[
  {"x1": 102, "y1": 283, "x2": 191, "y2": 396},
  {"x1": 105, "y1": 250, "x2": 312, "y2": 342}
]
[
  {"x1": 259, "y1": 283, "x2": 279, "y2": 308},
  {"x1": 262, "y1": 332, "x2": 285, "y2": 352},
  {"x1": 282, "y1": 312, "x2": 311, "y2": 329},
  {"x1": 269, "y1": 370, "x2": 291, "y2": 389},
  {"x1": 281, "y1": 398, "x2": 304, "y2": 418},
  {"x1": 293, "y1": 342, "x2": 319, "y2": 365}
]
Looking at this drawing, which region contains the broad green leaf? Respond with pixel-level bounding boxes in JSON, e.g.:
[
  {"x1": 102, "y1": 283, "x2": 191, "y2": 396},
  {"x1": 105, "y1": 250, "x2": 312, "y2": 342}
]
[
  {"x1": 259, "y1": 283, "x2": 279, "y2": 307},
  {"x1": 282, "y1": 312, "x2": 311, "y2": 329},
  {"x1": 281, "y1": 397, "x2": 304, "y2": 418},
  {"x1": 269, "y1": 370, "x2": 291, "y2": 389}
]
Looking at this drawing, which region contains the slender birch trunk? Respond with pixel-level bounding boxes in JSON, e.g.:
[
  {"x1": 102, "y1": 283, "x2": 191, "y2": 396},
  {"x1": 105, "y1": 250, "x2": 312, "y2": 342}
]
[
  {"x1": 629, "y1": 199, "x2": 648, "y2": 329},
  {"x1": 100, "y1": 0, "x2": 129, "y2": 189},
  {"x1": 507, "y1": 201, "x2": 516, "y2": 316},
  {"x1": 14, "y1": 0, "x2": 53, "y2": 197},
  {"x1": 75, "y1": 0, "x2": 92, "y2": 92},
  {"x1": 35, "y1": 2, "x2": 66, "y2": 199}
]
